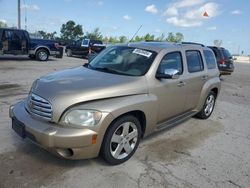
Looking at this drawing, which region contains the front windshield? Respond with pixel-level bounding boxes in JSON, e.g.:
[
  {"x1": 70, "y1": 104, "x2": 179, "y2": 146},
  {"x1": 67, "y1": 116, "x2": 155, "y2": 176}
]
[{"x1": 88, "y1": 46, "x2": 157, "y2": 76}]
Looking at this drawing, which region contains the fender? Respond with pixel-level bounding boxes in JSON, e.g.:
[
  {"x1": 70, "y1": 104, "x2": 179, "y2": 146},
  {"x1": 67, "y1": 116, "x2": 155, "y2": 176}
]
[
  {"x1": 29, "y1": 45, "x2": 51, "y2": 55},
  {"x1": 196, "y1": 77, "x2": 221, "y2": 112},
  {"x1": 61, "y1": 94, "x2": 158, "y2": 137}
]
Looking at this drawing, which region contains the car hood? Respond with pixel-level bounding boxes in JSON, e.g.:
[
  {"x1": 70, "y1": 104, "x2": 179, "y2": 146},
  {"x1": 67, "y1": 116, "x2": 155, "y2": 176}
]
[{"x1": 32, "y1": 66, "x2": 148, "y2": 122}]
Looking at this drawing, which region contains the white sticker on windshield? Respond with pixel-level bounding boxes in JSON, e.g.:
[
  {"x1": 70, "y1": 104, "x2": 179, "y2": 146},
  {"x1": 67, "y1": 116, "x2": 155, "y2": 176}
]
[{"x1": 133, "y1": 49, "x2": 152, "y2": 58}]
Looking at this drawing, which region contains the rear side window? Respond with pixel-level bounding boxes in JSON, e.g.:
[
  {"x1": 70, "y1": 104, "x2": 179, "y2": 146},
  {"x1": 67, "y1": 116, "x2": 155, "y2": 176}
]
[
  {"x1": 204, "y1": 50, "x2": 217, "y2": 69},
  {"x1": 222, "y1": 49, "x2": 232, "y2": 59},
  {"x1": 157, "y1": 52, "x2": 183, "y2": 74},
  {"x1": 186, "y1": 50, "x2": 204, "y2": 73}
]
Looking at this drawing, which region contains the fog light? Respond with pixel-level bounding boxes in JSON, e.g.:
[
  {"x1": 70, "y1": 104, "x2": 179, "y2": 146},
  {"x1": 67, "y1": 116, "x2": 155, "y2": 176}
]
[{"x1": 56, "y1": 148, "x2": 74, "y2": 158}]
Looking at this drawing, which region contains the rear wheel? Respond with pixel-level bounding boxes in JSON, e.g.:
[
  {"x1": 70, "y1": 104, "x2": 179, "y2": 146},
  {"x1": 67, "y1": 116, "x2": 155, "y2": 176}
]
[
  {"x1": 196, "y1": 91, "x2": 216, "y2": 119},
  {"x1": 101, "y1": 115, "x2": 141, "y2": 165},
  {"x1": 36, "y1": 49, "x2": 49, "y2": 61}
]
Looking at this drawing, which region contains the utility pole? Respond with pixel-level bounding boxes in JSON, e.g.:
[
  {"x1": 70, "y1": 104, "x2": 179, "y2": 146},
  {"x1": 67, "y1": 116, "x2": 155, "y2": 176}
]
[{"x1": 18, "y1": 0, "x2": 21, "y2": 29}]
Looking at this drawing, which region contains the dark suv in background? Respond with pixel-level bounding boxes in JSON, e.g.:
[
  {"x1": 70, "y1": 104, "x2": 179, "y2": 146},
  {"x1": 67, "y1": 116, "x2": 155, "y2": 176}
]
[
  {"x1": 208, "y1": 46, "x2": 234, "y2": 75},
  {"x1": 65, "y1": 39, "x2": 105, "y2": 58}
]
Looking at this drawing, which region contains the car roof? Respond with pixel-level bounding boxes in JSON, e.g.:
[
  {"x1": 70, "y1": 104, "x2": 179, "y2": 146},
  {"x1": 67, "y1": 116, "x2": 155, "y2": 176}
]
[
  {"x1": 208, "y1": 46, "x2": 226, "y2": 50},
  {"x1": 117, "y1": 41, "x2": 210, "y2": 53},
  {"x1": 0, "y1": 28, "x2": 26, "y2": 32}
]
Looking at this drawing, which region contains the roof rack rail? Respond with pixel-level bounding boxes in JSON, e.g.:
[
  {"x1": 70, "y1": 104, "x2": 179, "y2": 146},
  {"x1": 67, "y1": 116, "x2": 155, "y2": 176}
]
[{"x1": 181, "y1": 42, "x2": 205, "y2": 47}]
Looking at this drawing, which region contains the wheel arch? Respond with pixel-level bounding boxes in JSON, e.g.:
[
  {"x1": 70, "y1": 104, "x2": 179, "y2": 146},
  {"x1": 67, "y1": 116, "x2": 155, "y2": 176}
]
[
  {"x1": 35, "y1": 46, "x2": 50, "y2": 55},
  {"x1": 196, "y1": 77, "x2": 221, "y2": 112},
  {"x1": 107, "y1": 110, "x2": 147, "y2": 138}
]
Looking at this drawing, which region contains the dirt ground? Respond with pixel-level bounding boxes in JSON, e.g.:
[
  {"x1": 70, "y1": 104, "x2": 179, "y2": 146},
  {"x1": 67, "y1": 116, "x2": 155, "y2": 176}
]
[{"x1": 0, "y1": 55, "x2": 249, "y2": 188}]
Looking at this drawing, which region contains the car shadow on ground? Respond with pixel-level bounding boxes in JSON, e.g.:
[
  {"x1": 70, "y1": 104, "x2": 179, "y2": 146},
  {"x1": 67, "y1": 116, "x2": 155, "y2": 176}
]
[
  {"x1": 0, "y1": 56, "x2": 57, "y2": 62},
  {"x1": 65, "y1": 55, "x2": 88, "y2": 60}
]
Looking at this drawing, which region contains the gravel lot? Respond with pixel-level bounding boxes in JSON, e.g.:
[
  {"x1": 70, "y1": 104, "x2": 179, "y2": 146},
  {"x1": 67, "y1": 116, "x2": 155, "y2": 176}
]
[{"x1": 0, "y1": 55, "x2": 249, "y2": 188}]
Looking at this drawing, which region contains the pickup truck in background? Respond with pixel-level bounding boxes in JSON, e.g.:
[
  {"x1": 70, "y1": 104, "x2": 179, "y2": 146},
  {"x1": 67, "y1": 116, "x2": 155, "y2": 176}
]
[
  {"x1": 0, "y1": 28, "x2": 63, "y2": 61},
  {"x1": 65, "y1": 39, "x2": 106, "y2": 58}
]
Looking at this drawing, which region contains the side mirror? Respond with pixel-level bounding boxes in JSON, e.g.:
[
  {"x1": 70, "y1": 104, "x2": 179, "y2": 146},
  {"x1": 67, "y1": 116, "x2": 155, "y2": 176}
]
[{"x1": 156, "y1": 69, "x2": 180, "y2": 79}]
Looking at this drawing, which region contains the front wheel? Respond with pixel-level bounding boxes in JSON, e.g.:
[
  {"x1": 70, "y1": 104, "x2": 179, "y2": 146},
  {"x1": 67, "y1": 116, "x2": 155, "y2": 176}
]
[
  {"x1": 196, "y1": 91, "x2": 216, "y2": 119},
  {"x1": 36, "y1": 49, "x2": 49, "y2": 61},
  {"x1": 101, "y1": 115, "x2": 141, "y2": 165}
]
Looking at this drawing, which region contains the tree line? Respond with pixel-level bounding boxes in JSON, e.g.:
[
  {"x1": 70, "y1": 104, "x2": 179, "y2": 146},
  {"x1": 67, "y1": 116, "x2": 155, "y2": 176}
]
[
  {"x1": 0, "y1": 20, "x2": 184, "y2": 44},
  {"x1": 38, "y1": 20, "x2": 184, "y2": 44}
]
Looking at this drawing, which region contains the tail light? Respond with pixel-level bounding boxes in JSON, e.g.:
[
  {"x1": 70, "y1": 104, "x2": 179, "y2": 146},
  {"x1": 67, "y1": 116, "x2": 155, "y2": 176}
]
[{"x1": 219, "y1": 59, "x2": 225, "y2": 65}]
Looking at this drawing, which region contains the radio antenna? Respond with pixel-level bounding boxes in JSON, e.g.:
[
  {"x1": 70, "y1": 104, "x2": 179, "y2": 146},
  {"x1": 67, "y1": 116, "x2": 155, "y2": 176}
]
[{"x1": 129, "y1": 25, "x2": 142, "y2": 42}]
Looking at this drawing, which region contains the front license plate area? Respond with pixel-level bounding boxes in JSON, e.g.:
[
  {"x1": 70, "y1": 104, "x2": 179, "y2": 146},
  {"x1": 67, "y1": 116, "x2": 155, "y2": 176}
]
[{"x1": 12, "y1": 118, "x2": 26, "y2": 138}]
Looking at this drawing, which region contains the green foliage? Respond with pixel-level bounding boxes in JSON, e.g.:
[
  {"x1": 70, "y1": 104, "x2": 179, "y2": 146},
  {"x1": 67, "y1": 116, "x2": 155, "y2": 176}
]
[
  {"x1": 119, "y1": 36, "x2": 128, "y2": 43},
  {"x1": 144, "y1": 33, "x2": 155, "y2": 41},
  {"x1": 60, "y1": 20, "x2": 83, "y2": 41},
  {"x1": 57, "y1": 20, "x2": 184, "y2": 45},
  {"x1": 130, "y1": 32, "x2": 183, "y2": 43},
  {"x1": 38, "y1": 30, "x2": 57, "y2": 40},
  {"x1": 166, "y1": 32, "x2": 184, "y2": 42},
  {"x1": 0, "y1": 21, "x2": 7, "y2": 28},
  {"x1": 85, "y1": 28, "x2": 103, "y2": 40}
]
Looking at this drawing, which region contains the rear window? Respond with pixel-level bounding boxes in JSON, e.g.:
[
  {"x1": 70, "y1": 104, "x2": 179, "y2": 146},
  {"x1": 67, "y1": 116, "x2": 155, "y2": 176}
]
[
  {"x1": 186, "y1": 50, "x2": 204, "y2": 73},
  {"x1": 204, "y1": 50, "x2": 217, "y2": 69},
  {"x1": 222, "y1": 49, "x2": 232, "y2": 59}
]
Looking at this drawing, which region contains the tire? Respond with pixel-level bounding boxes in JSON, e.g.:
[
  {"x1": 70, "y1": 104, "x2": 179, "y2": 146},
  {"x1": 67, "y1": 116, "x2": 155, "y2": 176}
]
[
  {"x1": 196, "y1": 91, "x2": 216, "y2": 119},
  {"x1": 36, "y1": 49, "x2": 49, "y2": 61},
  {"x1": 66, "y1": 49, "x2": 72, "y2": 57},
  {"x1": 101, "y1": 115, "x2": 141, "y2": 165}
]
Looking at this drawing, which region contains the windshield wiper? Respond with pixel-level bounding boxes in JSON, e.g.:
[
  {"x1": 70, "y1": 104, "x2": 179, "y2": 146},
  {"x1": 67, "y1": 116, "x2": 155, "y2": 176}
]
[
  {"x1": 83, "y1": 63, "x2": 94, "y2": 69},
  {"x1": 92, "y1": 66, "x2": 131, "y2": 76}
]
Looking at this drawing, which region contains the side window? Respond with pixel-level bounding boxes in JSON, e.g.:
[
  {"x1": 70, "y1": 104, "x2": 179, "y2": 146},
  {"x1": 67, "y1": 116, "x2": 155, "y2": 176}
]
[
  {"x1": 186, "y1": 50, "x2": 204, "y2": 73},
  {"x1": 76, "y1": 40, "x2": 82, "y2": 46},
  {"x1": 204, "y1": 50, "x2": 217, "y2": 69},
  {"x1": 13, "y1": 30, "x2": 24, "y2": 40},
  {"x1": 157, "y1": 52, "x2": 183, "y2": 75},
  {"x1": 4, "y1": 30, "x2": 13, "y2": 39}
]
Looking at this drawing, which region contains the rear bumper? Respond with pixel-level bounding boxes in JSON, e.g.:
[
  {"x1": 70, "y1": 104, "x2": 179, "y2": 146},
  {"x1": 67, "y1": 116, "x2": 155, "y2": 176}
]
[
  {"x1": 9, "y1": 101, "x2": 109, "y2": 159},
  {"x1": 218, "y1": 64, "x2": 234, "y2": 74}
]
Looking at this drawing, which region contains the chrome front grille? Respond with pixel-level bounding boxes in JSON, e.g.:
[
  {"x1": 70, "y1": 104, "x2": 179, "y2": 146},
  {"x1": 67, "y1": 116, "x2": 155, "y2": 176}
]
[{"x1": 27, "y1": 93, "x2": 52, "y2": 121}]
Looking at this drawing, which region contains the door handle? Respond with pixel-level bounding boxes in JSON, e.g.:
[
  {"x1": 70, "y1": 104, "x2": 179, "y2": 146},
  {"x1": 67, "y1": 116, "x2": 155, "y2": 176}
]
[
  {"x1": 202, "y1": 75, "x2": 208, "y2": 80},
  {"x1": 177, "y1": 81, "x2": 186, "y2": 87}
]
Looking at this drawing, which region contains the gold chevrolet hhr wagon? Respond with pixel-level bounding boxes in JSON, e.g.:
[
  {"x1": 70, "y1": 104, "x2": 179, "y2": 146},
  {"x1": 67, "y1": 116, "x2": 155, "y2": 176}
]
[{"x1": 10, "y1": 42, "x2": 221, "y2": 165}]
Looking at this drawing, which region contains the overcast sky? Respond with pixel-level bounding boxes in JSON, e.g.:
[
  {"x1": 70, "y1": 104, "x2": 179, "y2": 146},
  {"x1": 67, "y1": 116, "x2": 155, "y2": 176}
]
[{"x1": 0, "y1": 0, "x2": 249, "y2": 54}]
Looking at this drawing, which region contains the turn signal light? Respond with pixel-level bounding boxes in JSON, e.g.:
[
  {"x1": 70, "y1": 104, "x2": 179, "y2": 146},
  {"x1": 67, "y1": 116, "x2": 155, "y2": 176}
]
[{"x1": 92, "y1": 135, "x2": 97, "y2": 144}]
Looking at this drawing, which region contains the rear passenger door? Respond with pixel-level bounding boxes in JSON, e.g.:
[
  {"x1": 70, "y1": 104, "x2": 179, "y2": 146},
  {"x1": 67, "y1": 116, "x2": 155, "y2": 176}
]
[{"x1": 183, "y1": 50, "x2": 208, "y2": 111}]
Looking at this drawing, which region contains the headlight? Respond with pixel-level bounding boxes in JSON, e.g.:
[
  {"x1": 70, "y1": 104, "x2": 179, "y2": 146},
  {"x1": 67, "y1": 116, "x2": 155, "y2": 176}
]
[{"x1": 62, "y1": 110, "x2": 102, "y2": 127}]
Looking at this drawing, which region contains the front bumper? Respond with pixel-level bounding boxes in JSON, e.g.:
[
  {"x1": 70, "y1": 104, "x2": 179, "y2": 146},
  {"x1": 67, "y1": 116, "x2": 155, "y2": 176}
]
[{"x1": 9, "y1": 101, "x2": 108, "y2": 159}]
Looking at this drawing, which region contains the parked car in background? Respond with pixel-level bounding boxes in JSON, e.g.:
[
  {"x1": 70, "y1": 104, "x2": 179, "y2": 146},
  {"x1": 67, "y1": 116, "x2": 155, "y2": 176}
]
[
  {"x1": 208, "y1": 46, "x2": 234, "y2": 75},
  {"x1": 0, "y1": 28, "x2": 63, "y2": 61},
  {"x1": 65, "y1": 39, "x2": 106, "y2": 58},
  {"x1": 10, "y1": 42, "x2": 221, "y2": 165}
]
